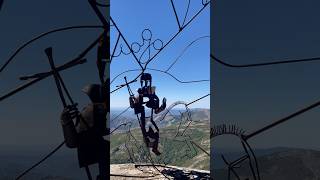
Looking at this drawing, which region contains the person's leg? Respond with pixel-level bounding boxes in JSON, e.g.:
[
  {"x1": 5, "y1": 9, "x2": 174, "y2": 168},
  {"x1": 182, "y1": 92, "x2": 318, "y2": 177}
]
[
  {"x1": 140, "y1": 109, "x2": 150, "y2": 146},
  {"x1": 150, "y1": 109, "x2": 159, "y2": 132},
  {"x1": 139, "y1": 108, "x2": 146, "y2": 135},
  {"x1": 97, "y1": 139, "x2": 108, "y2": 180},
  {"x1": 152, "y1": 134, "x2": 161, "y2": 156},
  {"x1": 148, "y1": 127, "x2": 161, "y2": 155},
  {"x1": 148, "y1": 126, "x2": 154, "y2": 136}
]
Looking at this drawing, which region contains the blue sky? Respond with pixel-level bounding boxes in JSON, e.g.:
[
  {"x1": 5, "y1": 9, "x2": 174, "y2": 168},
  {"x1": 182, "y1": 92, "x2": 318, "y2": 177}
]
[
  {"x1": 0, "y1": 0, "x2": 104, "y2": 147},
  {"x1": 213, "y1": 0, "x2": 320, "y2": 150},
  {"x1": 110, "y1": 0, "x2": 210, "y2": 108}
]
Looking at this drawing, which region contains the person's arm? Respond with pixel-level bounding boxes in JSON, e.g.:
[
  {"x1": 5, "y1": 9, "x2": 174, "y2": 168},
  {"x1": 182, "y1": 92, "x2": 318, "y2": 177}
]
[
  {"x1": 60, "y1": 107, "x2": 78, "y2": 148},
  {"x1": 155, "y1": 97, "x2": 166, "y2": 114}
]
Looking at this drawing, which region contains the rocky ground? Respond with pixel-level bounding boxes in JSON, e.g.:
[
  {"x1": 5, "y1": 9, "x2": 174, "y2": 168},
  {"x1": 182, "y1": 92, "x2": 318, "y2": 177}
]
[{"x1": 110, "y1": 164, "x2": 211, "y2": 180}]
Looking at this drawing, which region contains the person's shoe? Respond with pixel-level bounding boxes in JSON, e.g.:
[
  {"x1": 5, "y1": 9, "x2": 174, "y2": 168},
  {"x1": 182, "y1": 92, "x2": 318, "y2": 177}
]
[{"x1": 152, "y1": 148, "x2": 161, "y2": 156}]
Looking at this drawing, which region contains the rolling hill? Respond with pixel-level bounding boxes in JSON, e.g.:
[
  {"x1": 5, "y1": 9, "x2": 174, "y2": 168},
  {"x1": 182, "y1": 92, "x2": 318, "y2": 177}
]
[{"x1": 110, "y1": 108, "x2": 210, "y2": 170}]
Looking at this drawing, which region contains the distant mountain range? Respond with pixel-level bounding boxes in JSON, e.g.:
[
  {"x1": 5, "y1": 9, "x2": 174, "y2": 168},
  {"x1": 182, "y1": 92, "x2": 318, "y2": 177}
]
[
  {"x1": 213, "y1": 148, "x2": 320, "y2": 180},
  {"x1": 110, "y1": 108, "x2": 210, "y2": 130},
  {"x1": 110, "y1": 108, "x2": 210, "y2": 171}
]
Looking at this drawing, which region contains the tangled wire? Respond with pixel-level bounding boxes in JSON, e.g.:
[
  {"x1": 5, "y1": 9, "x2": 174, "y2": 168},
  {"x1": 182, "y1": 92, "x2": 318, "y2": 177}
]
[{"x1": 110, "y1": 0, "x2": 211, "y2": 179}]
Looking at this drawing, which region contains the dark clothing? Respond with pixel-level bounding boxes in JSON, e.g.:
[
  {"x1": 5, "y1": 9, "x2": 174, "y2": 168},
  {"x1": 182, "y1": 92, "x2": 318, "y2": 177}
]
[
  {"x1": 77, "y1": 129, "x2": 107, "y2": 167},
  {"x1": 61, "y1": 103, "x2": 107, "y2": 167},
  {"x1": 77, "y1": 103, "x2": 107, "y2": 167}
]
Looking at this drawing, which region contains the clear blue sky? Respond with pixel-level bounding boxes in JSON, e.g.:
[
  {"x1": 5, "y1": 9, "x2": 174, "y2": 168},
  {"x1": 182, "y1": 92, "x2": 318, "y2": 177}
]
[
  {"x1": 110, "y1": 0, "x2": 210, "y2": 108},
  {"x1": 213, "y1": 0, "x2": 320, "y2": 150}
]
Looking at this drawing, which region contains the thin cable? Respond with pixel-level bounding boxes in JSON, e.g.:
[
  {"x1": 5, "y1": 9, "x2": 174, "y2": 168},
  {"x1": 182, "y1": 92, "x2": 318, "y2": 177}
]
[
  {"x1": 110, "y1": 122, "x2": 131, "y2": 134},
  {"x1": 186, "y1": 93, "x2": 210, "y2": 106},
  {"x1": 170, "y1": 0, "x2": 181, "y2": 30},
  {"x1": 212, "y1": 54, "x2": 320, "y2": 68},
  {"x1": 245, "y1": 97, "x2": 320, "y2": 140},
  {"x1": 0, "y1": 31, "x2": 103, "y2": 102},
  {"x1": 111, "y1": 36, "x2": 210, "y2": 85},
  {"x1": 0, "y1": 59, "x2": 86, "y2": 102},
  {"x1": 181, "y1": 0, "x2": 191, "y2": 27},
  {"x1": 15, "y1": 141, "x2": 65, "y2": 180},
  {"x1": 144, "y1": 2, "x2": 210, "y2": 68},
  {"x1": 111, "y1": 68, "x2": 209, "y2": 87},
  {"x1": 110, "y1": 73, "x2": 142, "y2": 93},
  {"x1": 110, "y1": 34, "x2": 121, "y2": 62},
  {"x1": 0, "y1": 25, "x2": 103, "y2": 74},
  {"x1": 165, "y1": 35, "x2": 209, "y2": 72},
  {"x1": 190, "y1": 140, "x2": 210, "y2": 156},
  {"x1": 89, "y1": 0, "x2": 109, "y2": 27},
  {"x1": 110, "y1": 69, "x2": 140, "y2": 85},
  {"x1": 110, "y1": 17, "x2": 144, "y2": 69},
  {"x1": 147, "y1": 68, "x2": 209, "y2": 83},
  {"x1": 110, "y1": 106, "x2": 131, "y2": 123}
]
